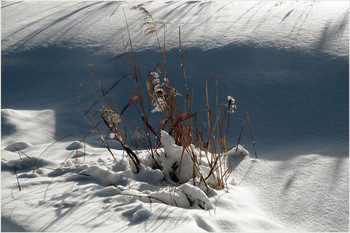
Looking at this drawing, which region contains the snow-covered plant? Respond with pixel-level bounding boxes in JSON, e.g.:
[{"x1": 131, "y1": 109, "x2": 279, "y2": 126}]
[{"x1": 76, "y1": 6, "x2": 257, "y2": 202}]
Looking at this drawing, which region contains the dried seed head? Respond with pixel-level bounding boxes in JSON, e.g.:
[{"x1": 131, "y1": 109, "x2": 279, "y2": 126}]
[
  {"x1": 151, "y1": 83, "x2": 167, "y2": 113},
  {"x1": 170, "y1": 87, "x2": 181, "y2": 97},
  {"x1": 227, "y1": 96, "x2": 235, "y2": 104},
  {"x1": 226, "y1": 96, "x2": 237, "y2": 114},
  {"x1": 152, "y1": 96, "x2": 167, "y2": 113},
  {"x1": 107, "y1": 113, "x2": 122, "y2": 124},
  {"x1": 151, "y1": 72, "x2": 160, "y2": 85},
  {"x1": 152, "y1": 78, "x2": 160, "y2": 85},
  {"x1": 151, "y1": 71, "x2": 159, "y2": 78},
  {"x1": 136, "y1": 7, "x2": 156, "y2": 36},
  {"x1": 99, "y1": 106, "x2": 114, "y2": 114},
  {"x1": 153, "y1": 84, "x2": 165, "y2": 97},
  {"x1": 227, "y1": 106, "x2": 236, "y2": 114},
  {"x1": 136, "y1": 6, "x2": 152, "y2": 17}
]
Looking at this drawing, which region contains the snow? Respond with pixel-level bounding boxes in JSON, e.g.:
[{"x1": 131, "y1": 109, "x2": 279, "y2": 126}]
[
  {"x1": 1, "y1": 0, "x2": 349, "y2": 232},
  {"x1": 1, "y1": 1, "x2": 348, "y2": 58},
  {"x1": 160, "y1": 130, "x2": 196, "y2": 182},
  {"x1": 2, "y1": 109, "x2": 55, "y2": 145}
]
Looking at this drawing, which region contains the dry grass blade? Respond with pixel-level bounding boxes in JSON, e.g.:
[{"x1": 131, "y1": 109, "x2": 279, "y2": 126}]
[
  {"x1": 141, "y1": 115, "x2": 160, "y2": 140},
  {"x1": 246, "y1": 113, "x2": 258, "y2": 158},
  {"x1": 236, "y1": 112, "x2": 257, "y2": 158},
  {"x1": 122, "y1": 146, "x2": 141, "y2": 173},
  {"x1": 173, "y1": 113, "x2": 188, "y2": 130},
  {"x1": 146, "y1": 72, "x2": 152, "y2": 105},
  {"x1": 171, "y1": 110, "x2": 203, "y2": 133},
  {"x1": 105, "y1": 51, "x2": 129, "y2": 63},
  {"x1": 120, "y1": 96, "x2": 139, "y2": 115},
  {"x1": 14, "y1": 147, "x2": 31, "y2": 159},
  {"x1": 212, "y1": 165, "x2": 231, "y2": 190},
  {"x1": 14, "y1": 168, "x2": 21, "y2": 191},
  {"x1": 109, "y1": 3, "x2": 120, "y2": 19},
  {"x1": 65, "y1": 36, "x2": 75, "y2": 44},
  {"x1": 35, "y1": 131, "x2": 94, "y2": 170},
  {"x1": 236, "y1": 113, "x2": 247, "y2": 152},
  {"x1": 106, "y1": 189, "x2": 169, "y2": 205},
  {"x1": 85, "y1": 74, "x2": 129, "y2": 115},
  {"x1": 75, "y1": 94, "x2": 117, "y2": 162}
]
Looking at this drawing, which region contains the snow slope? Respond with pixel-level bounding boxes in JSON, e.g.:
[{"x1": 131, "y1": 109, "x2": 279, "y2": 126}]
[
  {"x1": 2, "y1": 1, "x2": 348, "y2": 57},
  {"x1": 1, "y1": 1, "x2": 349, "y2": 232}
]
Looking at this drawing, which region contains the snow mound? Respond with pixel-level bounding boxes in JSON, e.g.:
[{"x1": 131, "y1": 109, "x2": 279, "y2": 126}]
[
  {"x1": 2, "y1": 156, "x2": 59, "y2": 172},
  {"x1": 130, "y1": 204, "x2": 151, "y2": 222},
  {"x1": 4, "y1": 141, "x2": 32, "y2": 152},
  {"x1": 2, "y1": 109, "x2": 56, "y2": 145},
  {"x1": 179, "y1": 183, "x2": 213, "y2": 210},
  {"x1": 66, "y1": 141, "x2": 84, "y2": 150}
]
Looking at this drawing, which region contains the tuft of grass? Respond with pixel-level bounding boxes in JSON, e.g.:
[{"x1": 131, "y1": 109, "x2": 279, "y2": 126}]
[{"x1": 75, "y1": 6, "x2": 257, "y2": 193}]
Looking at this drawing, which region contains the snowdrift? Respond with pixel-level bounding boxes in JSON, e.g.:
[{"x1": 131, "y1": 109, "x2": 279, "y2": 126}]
[{"x1": 1, "y1": 1, "x2": 349, "y2": 232}]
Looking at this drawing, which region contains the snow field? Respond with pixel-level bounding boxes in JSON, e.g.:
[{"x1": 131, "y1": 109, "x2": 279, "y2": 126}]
[{"x1": 1, "y1": 0, "x2": 349, "y2": 232}]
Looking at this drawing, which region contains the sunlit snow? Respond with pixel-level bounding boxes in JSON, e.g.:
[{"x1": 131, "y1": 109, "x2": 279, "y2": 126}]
[{"x1": 1, "y1": 1, "x2": 348, "y2": 232}]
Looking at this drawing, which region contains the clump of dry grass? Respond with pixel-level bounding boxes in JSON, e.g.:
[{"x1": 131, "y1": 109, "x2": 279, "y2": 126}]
[{"x1": 77, "y1": 6, "x2": 257, "y2": 192}]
